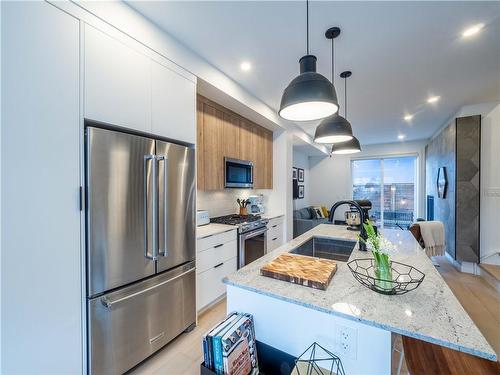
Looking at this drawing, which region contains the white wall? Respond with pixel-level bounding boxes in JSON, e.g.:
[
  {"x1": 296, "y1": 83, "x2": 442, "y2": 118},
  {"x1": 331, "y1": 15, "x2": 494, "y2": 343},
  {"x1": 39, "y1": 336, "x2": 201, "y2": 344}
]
[
  {"x1": 480, "y1": 103, "x2": 500, "y2": 264},
  {"x1": 309, "y1": 140, "x2": 428, "y2": 221},
  {"x1": 292, "y1": 149, "x2": 310, "y2": 210}
]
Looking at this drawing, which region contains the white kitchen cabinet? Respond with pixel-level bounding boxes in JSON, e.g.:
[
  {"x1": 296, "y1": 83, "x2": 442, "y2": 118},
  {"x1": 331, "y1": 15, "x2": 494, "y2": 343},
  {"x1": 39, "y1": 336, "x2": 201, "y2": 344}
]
[
  {"x1": 152, "y1": 60, "x2": 196, "y2": 144},
  {"x1": 196, "y1": 229, "x2": 237, "y2": 311},
  {"x1": 84, "y1": 24, "x2": 151, "y2": 132},
  {"x1": 1, "y1": 2, "x2": 82, "y2": 373},
  {"x1": 267, "y1": 216, "x2": 285, "y2": 252}
]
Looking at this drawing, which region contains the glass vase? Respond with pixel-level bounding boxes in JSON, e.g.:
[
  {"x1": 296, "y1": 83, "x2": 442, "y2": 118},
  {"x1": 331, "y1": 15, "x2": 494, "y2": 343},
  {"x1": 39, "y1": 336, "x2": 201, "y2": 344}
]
[{"x1": 372, "y1": 251, "x2": 393, "y2": 291}]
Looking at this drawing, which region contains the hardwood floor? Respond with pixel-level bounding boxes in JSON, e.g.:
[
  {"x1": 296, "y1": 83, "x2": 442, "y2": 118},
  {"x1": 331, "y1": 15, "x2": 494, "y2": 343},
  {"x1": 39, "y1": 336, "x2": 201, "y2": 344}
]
[{"x1": 130, "y1": 256, "x2": 499, "y2": 375}]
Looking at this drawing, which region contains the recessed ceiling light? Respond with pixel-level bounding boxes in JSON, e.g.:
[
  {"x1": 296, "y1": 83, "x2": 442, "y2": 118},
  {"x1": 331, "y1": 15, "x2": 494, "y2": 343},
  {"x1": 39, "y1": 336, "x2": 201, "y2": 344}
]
[
  {"x1": 462, "y1": 23, "x2": 484, "y2": 38},
  {"x1": 427, "y1": 95, "x2": 440, "y2": 104},
  {"x1": 404, "y1": 114, "x2": 413, "y2": 121},
  {"x1": 240, "y1": 61, "x2": 252, "y2": 71},
  {"x1": 398, "y1": 134, "x2": 406, "y2": 140}
]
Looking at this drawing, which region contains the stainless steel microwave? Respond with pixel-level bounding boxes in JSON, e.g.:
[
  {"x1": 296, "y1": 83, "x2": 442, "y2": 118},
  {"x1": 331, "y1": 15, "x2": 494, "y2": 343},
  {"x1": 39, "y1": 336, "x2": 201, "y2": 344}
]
[{"x1": 224, "y1": 157, "x2": 253, "y2": 188}]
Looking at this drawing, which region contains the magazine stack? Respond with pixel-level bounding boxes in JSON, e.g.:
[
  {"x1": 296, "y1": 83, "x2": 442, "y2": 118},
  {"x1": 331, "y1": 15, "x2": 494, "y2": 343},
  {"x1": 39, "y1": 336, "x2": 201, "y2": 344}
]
[{"x1": 202, "y1": 312, "x2": 259, "y2": 375}]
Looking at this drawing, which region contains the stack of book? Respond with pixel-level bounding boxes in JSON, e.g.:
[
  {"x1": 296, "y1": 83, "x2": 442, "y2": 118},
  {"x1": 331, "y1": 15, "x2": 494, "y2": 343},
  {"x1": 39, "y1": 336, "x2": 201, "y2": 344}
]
[{"x1": 203, "y1": 312, "x2": 259, "y2": 375}]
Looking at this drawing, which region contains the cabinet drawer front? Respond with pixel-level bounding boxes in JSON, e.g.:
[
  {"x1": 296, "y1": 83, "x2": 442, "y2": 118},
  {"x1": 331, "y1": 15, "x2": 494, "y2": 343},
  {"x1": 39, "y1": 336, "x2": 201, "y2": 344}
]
[
  {"x1": 268, "y1": 223, "x2": 283, "y2": 240},
  {"x1": 197, "y1": 229, "x2": 236, "y2": 252},
  {"x1": 197, "y1": 257, "x2": 237, "y2": 311},
  {"x1": 267, "y1": 234, "x2": 284, "y2": 252},
  {"x1": 196, "y1": 240, "x2": 237, "y2": 274},
  {"x1": 268, "y1": 215, "x2": 284, "y2": 227}
]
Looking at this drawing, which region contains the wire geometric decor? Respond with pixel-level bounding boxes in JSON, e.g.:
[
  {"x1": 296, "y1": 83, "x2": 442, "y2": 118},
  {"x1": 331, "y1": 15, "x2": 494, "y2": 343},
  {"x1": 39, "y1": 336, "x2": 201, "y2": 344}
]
[
  {"x1": 293, "y1": 342, "x2": 345, "y2": 375},
  {"x1": 347, "y1": 259, "x2": 425, "y2": 295}
]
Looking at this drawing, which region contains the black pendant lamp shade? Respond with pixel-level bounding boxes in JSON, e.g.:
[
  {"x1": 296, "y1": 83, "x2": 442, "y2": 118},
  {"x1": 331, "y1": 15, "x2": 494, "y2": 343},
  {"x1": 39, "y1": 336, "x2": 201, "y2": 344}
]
[
  {"x1": 314, "y1": 112, "x2": 353, "y2": 143},
  {"x1": 331, "y1": 136, "x2": 361, "y2": 154},
  {"x1": 314, "y1": 29, "x2": 353, "y2": 144},
  {"x1": 278, "y1": 1, "x2": 339, "y2": 122}
]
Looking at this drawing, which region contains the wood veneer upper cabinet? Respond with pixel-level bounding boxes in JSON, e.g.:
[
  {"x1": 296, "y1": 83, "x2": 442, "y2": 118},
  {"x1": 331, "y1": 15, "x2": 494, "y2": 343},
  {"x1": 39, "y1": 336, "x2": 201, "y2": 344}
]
[
  {"x1": 198, "y1": 99, "x2": 224, "y2": 190},
  {"x1": 222, "y1": 112, "x2": 240, "y2": 160},
  {"x1": 239, "y1": 119, "x2": 255, "y2": 162},
  {"x1": 253, "y1": 125, "x2": 266, "y2": 189},
  {"x1": 264, "y1": 129, "x2": 273, "y2": 189},
  {"x1": 197, "y1": 95, "x2": 273, "y2": 190}
]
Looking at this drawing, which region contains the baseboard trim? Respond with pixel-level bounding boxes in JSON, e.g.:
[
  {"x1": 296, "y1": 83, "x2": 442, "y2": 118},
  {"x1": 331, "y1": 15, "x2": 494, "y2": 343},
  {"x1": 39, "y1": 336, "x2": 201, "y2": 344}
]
[
  {"x1": 478, "y1": 265, "x2": 500, "y2": 292},
  {"x1": 197, "y1": 293, "x2": 226, "y2": 316}
]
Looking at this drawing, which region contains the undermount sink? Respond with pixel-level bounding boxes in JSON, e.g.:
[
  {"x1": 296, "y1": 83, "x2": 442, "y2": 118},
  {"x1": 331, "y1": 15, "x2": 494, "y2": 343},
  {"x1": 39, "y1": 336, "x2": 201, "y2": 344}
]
[{"x1": 289, "y1": 236, "x2": 357, "y2": 262}]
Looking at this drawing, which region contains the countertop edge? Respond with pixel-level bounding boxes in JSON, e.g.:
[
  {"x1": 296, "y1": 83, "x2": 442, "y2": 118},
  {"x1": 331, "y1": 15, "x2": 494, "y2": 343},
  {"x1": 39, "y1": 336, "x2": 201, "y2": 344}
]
[{"x1": 223, "y1": 277, "x2": 497, "y2": 361}]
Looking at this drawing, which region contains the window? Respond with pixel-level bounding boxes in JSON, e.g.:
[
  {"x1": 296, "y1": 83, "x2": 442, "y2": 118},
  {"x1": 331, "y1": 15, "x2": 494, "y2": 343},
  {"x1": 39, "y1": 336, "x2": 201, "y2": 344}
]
[{"x1": 351, "y1": 156, "x2": 417, "y2": 229}]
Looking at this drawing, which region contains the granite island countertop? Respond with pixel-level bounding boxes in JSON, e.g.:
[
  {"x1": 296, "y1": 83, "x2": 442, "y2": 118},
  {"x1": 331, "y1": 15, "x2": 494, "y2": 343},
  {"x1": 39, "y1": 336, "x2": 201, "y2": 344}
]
[{"x1": 223, "y1": 224, "x2": 497, "y2": 361}]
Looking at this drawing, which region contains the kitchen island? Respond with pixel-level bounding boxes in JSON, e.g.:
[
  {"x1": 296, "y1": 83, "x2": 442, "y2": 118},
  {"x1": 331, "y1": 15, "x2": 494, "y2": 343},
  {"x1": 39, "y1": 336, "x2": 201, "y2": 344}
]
[{"x1": 223, "y1": 224, "x2": 496, "y2": 374}]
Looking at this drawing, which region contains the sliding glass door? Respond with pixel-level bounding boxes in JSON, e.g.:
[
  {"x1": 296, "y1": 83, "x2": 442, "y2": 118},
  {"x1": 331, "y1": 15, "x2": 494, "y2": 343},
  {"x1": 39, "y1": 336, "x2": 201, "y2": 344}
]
[{"x1": 352, "y1": 156, "x2": 417, "y2": 229}]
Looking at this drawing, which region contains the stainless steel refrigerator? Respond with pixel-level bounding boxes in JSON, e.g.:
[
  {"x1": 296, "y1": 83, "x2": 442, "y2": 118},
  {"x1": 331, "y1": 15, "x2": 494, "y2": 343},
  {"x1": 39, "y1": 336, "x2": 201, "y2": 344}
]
[{"x1": 85, "y1": 125, "x2": 196, "y2": 374}]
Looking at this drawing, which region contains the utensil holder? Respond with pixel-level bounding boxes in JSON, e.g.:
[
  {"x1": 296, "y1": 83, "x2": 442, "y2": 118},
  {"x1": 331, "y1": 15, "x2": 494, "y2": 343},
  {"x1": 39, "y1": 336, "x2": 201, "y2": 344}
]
[{"x1": 239, "y1": 207, "x2": 248, "y2": 215}]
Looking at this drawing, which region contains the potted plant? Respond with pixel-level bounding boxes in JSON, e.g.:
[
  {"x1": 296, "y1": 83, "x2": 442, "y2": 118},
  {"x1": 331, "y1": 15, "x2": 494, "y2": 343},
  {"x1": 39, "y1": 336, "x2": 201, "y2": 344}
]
[{"x1": 359, "y1": 221, "x2": 393, "y2": 290}]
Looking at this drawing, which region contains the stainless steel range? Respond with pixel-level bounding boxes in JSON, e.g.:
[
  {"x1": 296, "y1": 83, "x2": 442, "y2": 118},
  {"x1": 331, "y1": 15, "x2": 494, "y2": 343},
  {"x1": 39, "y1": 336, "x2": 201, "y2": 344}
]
[{"x1": 211, "y1": 214, "x2": 268, "y2": 268}]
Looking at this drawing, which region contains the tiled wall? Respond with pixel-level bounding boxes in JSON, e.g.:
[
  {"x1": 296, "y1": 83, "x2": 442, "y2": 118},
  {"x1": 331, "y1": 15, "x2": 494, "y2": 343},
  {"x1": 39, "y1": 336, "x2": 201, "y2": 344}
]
[{"x1": 197, "y1": 189, "x2": 271, "y2": 218}]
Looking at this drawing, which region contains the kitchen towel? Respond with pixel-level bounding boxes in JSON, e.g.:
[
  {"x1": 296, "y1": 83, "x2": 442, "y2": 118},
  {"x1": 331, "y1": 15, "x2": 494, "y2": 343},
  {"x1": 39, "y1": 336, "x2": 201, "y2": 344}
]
[{"x1": 418, "y1": 221, "x2": 445, "y2": 257}]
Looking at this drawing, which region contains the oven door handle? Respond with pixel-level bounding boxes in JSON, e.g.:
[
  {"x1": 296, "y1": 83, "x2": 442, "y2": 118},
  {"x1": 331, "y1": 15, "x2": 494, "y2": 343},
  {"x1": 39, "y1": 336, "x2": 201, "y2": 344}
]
[{"x1": 241, "y1": 226, "x2": 268, "y2": 239}]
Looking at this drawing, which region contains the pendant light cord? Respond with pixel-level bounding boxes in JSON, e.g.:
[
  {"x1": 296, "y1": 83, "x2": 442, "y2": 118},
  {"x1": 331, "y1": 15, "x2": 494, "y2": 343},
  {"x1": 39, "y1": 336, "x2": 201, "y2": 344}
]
[
  {"x1": 344, "y1": 75, "x2": 348, "y2": 119},
  {"x1": 331, "y1": 38, "x2": 335, "y2": 83},
  {"x1": 306, "y1": 0, "x2": 309, "y2": 54}
]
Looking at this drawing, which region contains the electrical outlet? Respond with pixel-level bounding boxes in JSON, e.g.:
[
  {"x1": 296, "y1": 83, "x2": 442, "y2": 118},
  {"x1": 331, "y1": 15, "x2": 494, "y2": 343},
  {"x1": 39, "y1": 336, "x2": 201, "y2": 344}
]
[{"x1": 336, "y1": 325, "x2": 357, "y2": 360}]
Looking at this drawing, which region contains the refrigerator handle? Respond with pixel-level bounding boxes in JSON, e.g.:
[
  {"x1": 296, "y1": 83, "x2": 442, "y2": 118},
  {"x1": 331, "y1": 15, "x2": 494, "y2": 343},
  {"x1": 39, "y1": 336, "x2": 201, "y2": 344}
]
[
  {"x1": 144, "y1": 155, "x2": 158, "y2": 260},
  {"x1": 157, "y1": 155, "x2": 168, "y2": 257},
  {"x1": 100, "y1": 267, "x2": 195, "y2": 309}
]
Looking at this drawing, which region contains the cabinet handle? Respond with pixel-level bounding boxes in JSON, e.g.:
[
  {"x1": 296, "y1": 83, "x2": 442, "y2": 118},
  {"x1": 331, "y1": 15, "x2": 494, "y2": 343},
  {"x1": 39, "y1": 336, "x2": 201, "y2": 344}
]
[
  {"x1": 272, "y1": 237, "x2": 278, "y2": 241},
  {"x1": 214, "y1": 262, "x2": 224, "y2": 268},
  {"x1": 214, "y1": 243, "x2": 223, "y2": 248},
  {"x1": 272, "y1": 225, "x2": 278, "y2": 228}
]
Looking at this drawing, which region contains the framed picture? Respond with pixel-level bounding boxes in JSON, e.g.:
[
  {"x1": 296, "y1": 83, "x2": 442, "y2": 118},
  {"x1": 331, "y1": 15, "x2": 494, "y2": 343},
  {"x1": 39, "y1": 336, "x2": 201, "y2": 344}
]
[
  {"x1": 437, "y1": 167, "x2": 448, "y2": 199},
  {"x1": 298, "y1": 185, "x2": 304, "y2": 199},
  {"x1": 292, "y1": 167, "x2": 298, "y2": 180},
  {"x1": 298, "y1": 168, "x2": 304, "y2": 182}
]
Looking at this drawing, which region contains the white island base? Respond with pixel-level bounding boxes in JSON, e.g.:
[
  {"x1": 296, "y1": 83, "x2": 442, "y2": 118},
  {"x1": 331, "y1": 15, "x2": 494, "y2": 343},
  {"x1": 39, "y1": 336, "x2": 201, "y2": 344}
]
[{"x1": 227, "y1": 285, "x2": 392, "y2": 375}]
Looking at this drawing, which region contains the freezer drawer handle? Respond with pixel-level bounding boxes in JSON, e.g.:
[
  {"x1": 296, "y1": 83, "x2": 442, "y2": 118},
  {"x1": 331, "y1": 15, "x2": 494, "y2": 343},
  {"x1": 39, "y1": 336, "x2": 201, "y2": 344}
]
[
  {"x1": 157, "y1": 155, "x2": 168, "y2": 258},
  {"x1": 214, "y1": 262, "x2": 224, "y2": 268},
  {"x1": 149, "y1": 332, "x2": 165, "y2": 344},
  {"x1": 214, "y1": 244, "x2": 224, "y2": 249},
  {"x1": 100, "y1": 267, "x2": 195, "y2": 309},
  {"x1": 144, "y1": 155, "x2": 158, "y2": 260}
]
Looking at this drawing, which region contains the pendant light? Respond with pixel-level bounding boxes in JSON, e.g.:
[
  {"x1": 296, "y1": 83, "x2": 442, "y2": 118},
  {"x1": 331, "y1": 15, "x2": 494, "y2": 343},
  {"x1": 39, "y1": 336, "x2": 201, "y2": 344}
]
[
  {"x1": 278, "y1": 0, "x2": 339, "y2": 122},
  {"x1": 331, "y1": 71, "x2": 361, "y2": 154},
  {"x1": 314, "y1": 28, "x2": 354, "y2": 144}
]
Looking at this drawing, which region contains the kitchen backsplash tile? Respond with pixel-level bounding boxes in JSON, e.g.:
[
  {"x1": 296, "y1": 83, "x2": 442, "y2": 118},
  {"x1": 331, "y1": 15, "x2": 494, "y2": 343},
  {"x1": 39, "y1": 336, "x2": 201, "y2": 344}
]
[{"x1": 197, "y1": 189, "x2": 270, "y2": 218}]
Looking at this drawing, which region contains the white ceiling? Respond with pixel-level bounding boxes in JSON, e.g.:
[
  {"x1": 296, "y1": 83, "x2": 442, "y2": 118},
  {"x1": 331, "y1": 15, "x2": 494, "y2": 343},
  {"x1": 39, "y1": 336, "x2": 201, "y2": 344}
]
[{"x1": 128, "y1": 1, "x2": 500, "y2": 145}]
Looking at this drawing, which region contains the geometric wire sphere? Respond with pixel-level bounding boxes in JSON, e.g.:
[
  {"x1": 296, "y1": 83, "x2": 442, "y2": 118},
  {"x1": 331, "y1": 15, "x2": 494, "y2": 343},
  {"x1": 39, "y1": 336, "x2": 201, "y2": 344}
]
[
  {"x1": 293, "y1": 342, "x2": 345, "y2": 375},
  {"x1": 347, "y1": 258, "x2": 425, "y2": 295}
]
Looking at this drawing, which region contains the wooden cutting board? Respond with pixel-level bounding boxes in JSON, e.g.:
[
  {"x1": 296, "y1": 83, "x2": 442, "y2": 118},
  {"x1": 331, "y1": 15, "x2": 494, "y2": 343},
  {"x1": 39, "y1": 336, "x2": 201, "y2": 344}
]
[{"x1": 260, "y1": 253, "x2": 337, "y2": 290}]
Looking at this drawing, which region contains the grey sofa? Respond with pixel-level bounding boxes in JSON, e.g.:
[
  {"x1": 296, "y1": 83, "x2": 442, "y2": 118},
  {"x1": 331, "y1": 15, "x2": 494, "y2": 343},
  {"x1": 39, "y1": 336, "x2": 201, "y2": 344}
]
[{"x1": 293, "y1": 207, "x2": 330, "y2": 238}]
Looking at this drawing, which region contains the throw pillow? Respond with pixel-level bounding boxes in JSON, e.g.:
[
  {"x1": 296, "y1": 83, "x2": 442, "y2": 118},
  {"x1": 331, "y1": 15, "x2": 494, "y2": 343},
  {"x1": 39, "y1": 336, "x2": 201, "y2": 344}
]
[
  {"x1": 313, "y1": 206, "x2": 325, "y2": 218},
  {"x1": 321, "y1": 206, "x2": 329, "y2": 218},
  {"x1": 308, "y1": 207, "x2": 318, "y2": 219}
]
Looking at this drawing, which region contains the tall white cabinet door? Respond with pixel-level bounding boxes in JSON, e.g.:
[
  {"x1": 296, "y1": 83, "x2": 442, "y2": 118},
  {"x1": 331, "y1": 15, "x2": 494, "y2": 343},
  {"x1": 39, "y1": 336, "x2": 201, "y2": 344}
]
[
  {"x1": 84, "y1": 24, "x2": 151, "y2": 132},
  {"x1": 1, "y1": 2, "x2": 82, "y2": 374},
  {"x1": 152, "y1": 60, "x2": 196, "y2": 144}
]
